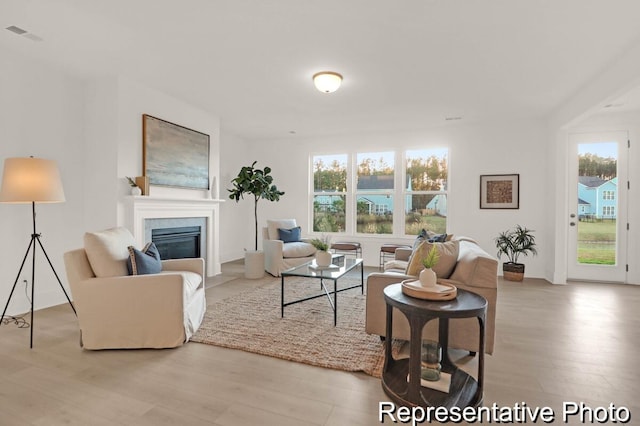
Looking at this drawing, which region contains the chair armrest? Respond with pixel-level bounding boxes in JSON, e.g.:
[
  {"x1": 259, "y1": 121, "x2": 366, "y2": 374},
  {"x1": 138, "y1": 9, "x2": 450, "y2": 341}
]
[
  {"x1": 162, "y1": 258, "x2": 205, "y2": 277},
  {"x1": 395, "y1": 248, "x2": 413, "y2": 261}
]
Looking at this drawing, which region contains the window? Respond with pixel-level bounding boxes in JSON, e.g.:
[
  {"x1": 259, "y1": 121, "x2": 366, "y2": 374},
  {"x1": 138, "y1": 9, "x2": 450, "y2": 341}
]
[
  {"x1": 602, "y1": 206, "x2": 615, "y2": 217},
  {"x1": 311, "y1": 148, "x2": 448, "y2": 236},
  {"x1": 312, "y1": 154, "x2": 347, "y2": 232},
  {"x1": 404, "y1": 148, "x2": 448, "y2": 234},
  {"x1": 356, "y1": 151, "x2": 394, "y2": 234},
  {"x1": 603, "y1": 190, "x2": 614, "y2": 200}
]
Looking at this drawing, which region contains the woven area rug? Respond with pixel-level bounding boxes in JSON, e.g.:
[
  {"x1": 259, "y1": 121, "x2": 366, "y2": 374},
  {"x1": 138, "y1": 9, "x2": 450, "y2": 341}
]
[{"x1": 191, "y1": 277, "x2": 399, "y2": 377}]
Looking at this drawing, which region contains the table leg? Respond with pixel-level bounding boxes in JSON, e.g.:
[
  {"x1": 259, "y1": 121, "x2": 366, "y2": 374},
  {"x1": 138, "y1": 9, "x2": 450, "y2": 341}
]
[
  {"x1": 281, "y1": 275, "x2": 284, "y2": 318},
  {"x1": 334, "y1": 279, "x2": 337, "y2": 326},
  {"x1": 438, "y1": 318, "x2": 452, "y2": 367},
  {"x1": 360, "y1": 262, "x2": 364, "y2": 294}
]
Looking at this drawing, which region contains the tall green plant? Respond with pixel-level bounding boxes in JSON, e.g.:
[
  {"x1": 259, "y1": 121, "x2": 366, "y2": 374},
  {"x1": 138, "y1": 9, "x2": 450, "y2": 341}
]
[
  {"x1": 494, "y1": 225, "x2": 537, "y2": 264},
  {"x1": 228, "y1": 161, "x2": 285, "y2": 251}
]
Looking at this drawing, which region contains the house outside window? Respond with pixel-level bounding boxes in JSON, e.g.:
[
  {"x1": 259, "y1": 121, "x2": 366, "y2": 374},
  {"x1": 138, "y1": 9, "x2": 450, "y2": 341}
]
[
  {"x1": 404, "y1": 148, "x2": 448, "y2": 235},
  {"x1": 311, "y1": 148, "x2": 448, "y2": 236},
  {"x1": 356, "y1": 152, "x2": 394, "y2": 234},
  {"x1": 603, "y1": 190, "x2": 614, "y2": 200},
  {"x1": 312, "y1": 154, "x2": 347, "y2": 232},
  {"x1": 603, "y1": 206, "x2": 615, "y2": 217}
]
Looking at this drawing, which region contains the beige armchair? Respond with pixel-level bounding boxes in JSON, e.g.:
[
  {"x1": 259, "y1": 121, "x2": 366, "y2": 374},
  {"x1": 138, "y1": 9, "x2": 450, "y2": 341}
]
[
  {"x1": 63, "y1": 227, "x2": 206, "y2": 350},
  {"x1": 366, "y1": 238, "x2": 498, "y2": 354},
  {"x1": 262, "y1": 219, "x2": 316, "y2": 276}
]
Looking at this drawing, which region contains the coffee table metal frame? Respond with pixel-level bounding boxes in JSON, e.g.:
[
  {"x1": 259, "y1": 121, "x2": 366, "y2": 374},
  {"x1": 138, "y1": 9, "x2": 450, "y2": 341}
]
[
  {"x1": 280, "y1": 257, "x2": 364, "y2": 326},
  {"x1": 382, "y1": 284, "x2": 487, "y2": 408}
]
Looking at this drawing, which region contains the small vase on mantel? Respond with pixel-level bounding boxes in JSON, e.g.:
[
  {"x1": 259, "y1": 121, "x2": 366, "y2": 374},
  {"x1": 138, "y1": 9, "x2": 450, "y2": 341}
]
[
  {"x1": 131, "y1": 186, "x2": 142, "y2": 196},
  {"x1": 419, "y1": 268, "x2": 437, "y2": 288},
  {"x1": 315, "y1": 250, "x2": 332, "y2": 267}
]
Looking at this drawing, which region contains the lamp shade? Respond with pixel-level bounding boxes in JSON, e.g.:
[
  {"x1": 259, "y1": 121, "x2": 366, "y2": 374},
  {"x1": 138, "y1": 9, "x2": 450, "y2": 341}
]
[
  {"x1": 0, "y1": 157, "x2": 65, "y2": 203},
  {"x1": 313, "y1": 71, "x2": 343, "y2": 93}
]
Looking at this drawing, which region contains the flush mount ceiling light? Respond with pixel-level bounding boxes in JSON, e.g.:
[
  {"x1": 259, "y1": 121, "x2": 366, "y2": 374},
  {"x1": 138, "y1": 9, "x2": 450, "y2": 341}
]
[{"x1": 313, "y1": 71, "x2": 343, "y2": 93}]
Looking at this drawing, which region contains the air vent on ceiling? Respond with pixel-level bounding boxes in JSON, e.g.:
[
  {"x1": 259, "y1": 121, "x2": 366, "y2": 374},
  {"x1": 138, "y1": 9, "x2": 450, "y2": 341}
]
[
  {"x1": 5, "y1": 25, "x2": 43, "y2": 42},
  {"x1": 6, "y1": 25, "x2": 27, "y2": 35}
]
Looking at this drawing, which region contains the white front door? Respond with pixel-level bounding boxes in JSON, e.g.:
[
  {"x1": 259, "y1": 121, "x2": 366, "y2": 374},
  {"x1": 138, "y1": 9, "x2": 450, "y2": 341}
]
[{"x1": 567, "y1": 132, "x2": 628, "y2": 282}]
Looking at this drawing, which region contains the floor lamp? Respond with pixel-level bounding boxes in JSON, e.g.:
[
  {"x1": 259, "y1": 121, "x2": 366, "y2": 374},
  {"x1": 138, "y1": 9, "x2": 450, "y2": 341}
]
[{"x1": 0, "y1": 157, "x2": 77, "y2": 348}]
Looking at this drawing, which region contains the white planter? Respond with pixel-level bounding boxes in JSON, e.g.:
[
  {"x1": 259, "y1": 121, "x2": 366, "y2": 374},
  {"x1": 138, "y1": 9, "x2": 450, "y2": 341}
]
[
  {"x1": 419, "y1": 268, "x2": 437, "y2": 288},
  {"x1": 130, "y1": 186, "x2": 142, "y2": 196},
  {"x1": 244, "y1": 250, "x2": 265, "y2": 279},
  {"x1": 315, "y1": 250, "x2": 332, "y2": 267}
]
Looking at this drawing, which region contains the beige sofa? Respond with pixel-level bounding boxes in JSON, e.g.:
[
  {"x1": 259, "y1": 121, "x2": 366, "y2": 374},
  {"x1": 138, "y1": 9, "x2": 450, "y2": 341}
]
[
  {"x1": 63, "y1": 227, "x2": 206, "y2": 350},
  {"x1": 366, "y1": 237, "x2": 498, "y2": 354},
  {"x1": 263, "y1": 219, "x2": 316, "y2": 277}
]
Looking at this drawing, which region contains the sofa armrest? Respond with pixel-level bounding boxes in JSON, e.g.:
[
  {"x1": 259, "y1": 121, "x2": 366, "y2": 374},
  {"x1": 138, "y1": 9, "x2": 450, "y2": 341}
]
[
  {"x1": 162, "y1": 258, "x2": 205, "y2": 277},
  {"x1": 395, "y1": 248, "x2": 413, "y2": 262}
]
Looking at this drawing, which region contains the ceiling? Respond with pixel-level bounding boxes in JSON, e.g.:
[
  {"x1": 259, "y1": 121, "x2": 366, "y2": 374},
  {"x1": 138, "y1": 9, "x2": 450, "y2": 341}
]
[{"x1": 2, "y1": 0, "x2": 640, "y2": 141}]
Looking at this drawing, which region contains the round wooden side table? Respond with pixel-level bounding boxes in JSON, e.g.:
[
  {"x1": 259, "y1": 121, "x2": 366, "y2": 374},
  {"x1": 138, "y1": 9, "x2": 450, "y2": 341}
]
[{"x1": 382, "y1": 283, "x2": 487, "y2": 408}]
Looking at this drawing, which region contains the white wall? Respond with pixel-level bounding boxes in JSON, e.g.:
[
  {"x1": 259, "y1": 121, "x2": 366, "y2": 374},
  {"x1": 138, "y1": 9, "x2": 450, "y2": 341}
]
[
  {"x1": 241, "y1": 120, "x2": 549, "y2": 278},
  {"x1": 0, "y1": 49, "x2": 85, "y2": 314}
]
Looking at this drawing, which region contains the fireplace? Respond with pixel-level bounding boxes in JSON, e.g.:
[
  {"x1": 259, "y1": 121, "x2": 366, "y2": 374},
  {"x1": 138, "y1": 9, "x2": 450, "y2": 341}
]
[
  {"x1": 152, "y1": 226, "x2": 201, "y2": 259},
  {"x1": 125, "y1": 196, "x2": 223, "y2": 277}
]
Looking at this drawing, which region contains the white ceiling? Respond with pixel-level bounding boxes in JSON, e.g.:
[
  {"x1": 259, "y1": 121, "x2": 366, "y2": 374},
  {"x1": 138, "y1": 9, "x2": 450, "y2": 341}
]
[{"x1": 2, "y1": 0, "x2": 640, "y2": 141}]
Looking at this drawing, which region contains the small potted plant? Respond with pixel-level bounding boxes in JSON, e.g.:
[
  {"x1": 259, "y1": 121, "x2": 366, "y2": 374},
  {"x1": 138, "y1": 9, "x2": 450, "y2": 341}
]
[
  {"x1": 494, "y1": 225, "x2": 537, "y2": 281},
  {"x1": 126, "y1": 177, "x2": 142, "y2": 196},
  {"x1": 310, "y1": 235, "x2": 332, "y2": 267},
  {"x1": 419, "y1": 245, "x2": 440, "y2": 287}
]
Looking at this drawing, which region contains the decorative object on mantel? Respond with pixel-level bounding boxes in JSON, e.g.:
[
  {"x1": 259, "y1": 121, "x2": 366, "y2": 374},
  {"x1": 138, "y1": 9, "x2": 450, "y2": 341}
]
[
  {"x1": 126, "y1": 177, "x2": 142, "y2": 196},
  {"x1": 135, "y1": 176, "x2": 149, "y2": 195},
  {"x1": 142, "y1": 114, "x2": 210, "y2": 190},
  {"x1": 0, "y1": 157, "x2": 77, "y2": 348},
  {"x1": 494, "y1": 224, "x2": 537, "y2": 281},
  {"x1": 310, "y1": 235, "x2": 332, "y2": 267}
]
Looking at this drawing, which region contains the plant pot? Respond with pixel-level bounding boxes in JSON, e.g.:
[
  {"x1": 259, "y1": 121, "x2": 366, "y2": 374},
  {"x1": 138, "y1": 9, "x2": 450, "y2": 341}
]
[
  {"x1": 315, "y1": 250, "x2": 332, "y2": 267},
  {"x1": 503, "y1": 262, "x2": 525, "y2": 282},
  {"x1": 130, "y1": 186, "x2": 142, "y2": 196},
  {"x1": 244, "y1": 250, "x2": 265, "y2": 279},
  {"x1": 418, "y1": 268, "x2": 437, "y2": 287}
]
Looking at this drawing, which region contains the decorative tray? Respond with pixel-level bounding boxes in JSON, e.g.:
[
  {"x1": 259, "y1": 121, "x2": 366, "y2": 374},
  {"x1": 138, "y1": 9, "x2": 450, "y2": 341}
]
[{"x1": 401, "y1": 279, "x2": 457, "y2": 301}]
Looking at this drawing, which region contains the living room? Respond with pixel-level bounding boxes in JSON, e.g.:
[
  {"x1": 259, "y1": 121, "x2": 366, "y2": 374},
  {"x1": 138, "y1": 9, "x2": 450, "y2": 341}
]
[{"x1": 1, "y1": 1, "x2": 639, "y2": 424}]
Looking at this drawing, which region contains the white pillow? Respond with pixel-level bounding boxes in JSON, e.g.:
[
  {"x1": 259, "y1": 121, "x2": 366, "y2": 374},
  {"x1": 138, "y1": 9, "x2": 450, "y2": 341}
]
[
  {"x1": 282, "y1": 241, "x2": 316, "y2": 258},
  {"x1": 84, "y1": 227, "x2": 137, "y2": 277},
  {"x1": 267, "y1": 219, "x2": 297, "y2": 240}
]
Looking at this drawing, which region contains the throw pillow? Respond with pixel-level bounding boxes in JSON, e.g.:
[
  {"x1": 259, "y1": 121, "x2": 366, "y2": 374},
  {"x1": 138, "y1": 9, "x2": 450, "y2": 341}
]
[
  {"x1": 278, "y1": 226, "x2": 302, "y2": 243},
  {"x1": 267, "y1": 219, "x2": 297, "y2": 240},
  {"x1": 428, "y1": 233, "x2": 448, "y2": 243},
  {"x1": 127, "y1": 242, "x2": 162, "y2": 275},
  {"x1": 406, "y1": 240, "x2": 459, "y2": 279},
  {"x1": 84, "y1": 227, "x2": 137, "y2": 277}
]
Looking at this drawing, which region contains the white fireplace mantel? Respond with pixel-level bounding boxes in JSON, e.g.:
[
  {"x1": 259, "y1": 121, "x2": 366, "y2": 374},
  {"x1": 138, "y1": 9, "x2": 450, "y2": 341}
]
[{"x1": 124, "y1": 196, "x2": 225, "y2": 276}]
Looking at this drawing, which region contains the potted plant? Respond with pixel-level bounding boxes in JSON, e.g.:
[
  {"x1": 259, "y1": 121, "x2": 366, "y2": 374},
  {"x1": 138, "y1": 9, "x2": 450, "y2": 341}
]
[
  {"x1": 126, "y1": 177, "x2": 142, "y2": 196},
  {"x1": 494, "y1": 225, "x2": 537, "y2": 282},
  {"x1": 310, "y1": 235, "x2": 332, "y2": 267},
  {"x1": 228, "y1": 161, "x2": 285, "y2": 251},
  {"x1": 419, "y1": 245, "x2": 440, "y2": 287}
]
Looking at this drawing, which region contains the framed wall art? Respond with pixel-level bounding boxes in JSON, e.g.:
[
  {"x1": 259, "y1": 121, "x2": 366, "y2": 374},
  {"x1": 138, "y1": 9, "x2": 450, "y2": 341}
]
[
  {"x1": 142, "y1": 114, "x2": 210, "y2": 190},
  {"x1": 480, "y1": 174, "x2": 519, "y2": 209}
]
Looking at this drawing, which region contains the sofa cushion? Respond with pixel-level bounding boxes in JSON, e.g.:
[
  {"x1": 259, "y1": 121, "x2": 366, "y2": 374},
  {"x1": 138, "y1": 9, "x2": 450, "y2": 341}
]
[
  {"x1": 278, "y1": 226, "x2": 301, "y2": 243},
  {"x1": 267, "y1": 219, "x2": 297, "y2": 240},
  {"x1": 282, "y1": 241, "x2": 316, "y2": 258},
  {"x1": 127, "y1": 242, "x2": 162, "y2": 275},
  {"x1": 84, "y1": 227, "x2": 136, "y2": 277},
  {"x1": 406, "y1": 240, "x2": 459, "y2": 279}
]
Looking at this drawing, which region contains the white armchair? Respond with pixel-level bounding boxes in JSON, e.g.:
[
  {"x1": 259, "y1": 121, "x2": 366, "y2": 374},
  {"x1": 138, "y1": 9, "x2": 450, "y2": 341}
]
[
  {"x1": 263, "y1": 219, "x2": 316, "y2": 276},
  {"x1": 63, "y1": 227, "x2": 206, "y2": 350}
]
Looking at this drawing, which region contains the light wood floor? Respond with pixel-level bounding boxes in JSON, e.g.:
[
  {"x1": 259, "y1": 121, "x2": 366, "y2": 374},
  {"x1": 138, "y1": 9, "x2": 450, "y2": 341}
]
[{"x1": 0, "y1": 262, "x2": 638, "y2": 425}]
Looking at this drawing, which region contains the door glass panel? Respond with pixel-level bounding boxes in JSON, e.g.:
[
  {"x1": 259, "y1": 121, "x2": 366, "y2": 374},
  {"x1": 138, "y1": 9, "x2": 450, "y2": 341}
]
[{"x1": 576, "y1": 142, "x2": 617, "y2": 265}]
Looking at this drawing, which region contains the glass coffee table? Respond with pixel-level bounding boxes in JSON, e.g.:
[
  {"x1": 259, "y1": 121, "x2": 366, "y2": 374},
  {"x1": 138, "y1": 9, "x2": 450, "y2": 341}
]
[{"x1": 280, "y1": 256, "x2": 364, "y2": 326}]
